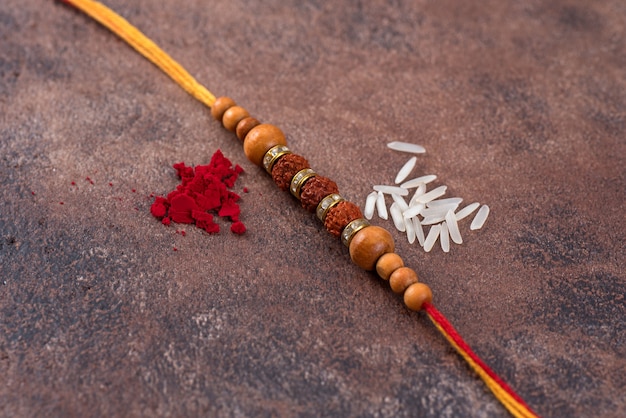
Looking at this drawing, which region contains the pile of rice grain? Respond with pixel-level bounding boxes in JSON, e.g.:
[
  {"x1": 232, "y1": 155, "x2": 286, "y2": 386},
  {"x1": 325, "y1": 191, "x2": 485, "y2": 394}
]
[{"x1": 363, "y1": 141, "x2": 489, "y2": 253}]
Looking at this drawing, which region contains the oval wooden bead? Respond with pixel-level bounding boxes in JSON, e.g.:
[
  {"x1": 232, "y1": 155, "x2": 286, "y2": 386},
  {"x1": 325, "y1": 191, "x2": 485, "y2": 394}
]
[
  {"x1": 236, "y1": 117, "x2": 261, "y2": 141},
  {"x1": 243, "y1": 124, "x2": 287, "y2": 166},
  {"x1": 376, "y1": 253, "x2": 404, "y2": 281},
  {"x1": 222, "y1": 106, "x2": 250, "y2": 132},
  {"x1": 389, "y1": 267, "x2": 419, "y2": 294},
  {"x1": 211, "y1": 97, "x2": 236, "y2": 122},
  {"x1": 403, "y1": 282, "x2": 433, "y2": 311},
  {"x1": 348, "y1": 225, "x2": 394, "y2": 271}
]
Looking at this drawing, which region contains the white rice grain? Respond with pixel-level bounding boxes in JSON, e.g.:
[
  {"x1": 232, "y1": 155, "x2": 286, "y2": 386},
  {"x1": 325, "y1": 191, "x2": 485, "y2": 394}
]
[
  {"x1": 445, "y1": 210, "x2": 463, "y2": 244},
  {"x1": 421, "y1": 215, "x2": 446, "y2": 225},
  {"x1": 455, "y1": 202, "x2": 480, "y2": 221},
  {"x1": 373, "y1": 185, "x2": 409, "y2": 196},
  {"x1": 400, "y1": 175, "x2": 437, "y2": 189},
  {"x1": 420, "y1": 204, "x2": 460, "y2": 218},
  {"x1": 440, "y1": 222, "x2": 450, "y2": 253},
  {"x1": 413, "y1": 218, "x2": 425, "y2": 246},
  {"x1": 470, "y1": 205, "x2": 490, "y2": 230},
  {"x1": 427, "y1": 197, "x2": 463, "y2": 207},
  {"x1": 391, "y1": 194, "x2": 409, "y2": 212},
  {"x1": 409, "y1": 184, "x2": 427, "y2": 206},
  {"x1": 376, "y1": 191, "x2": 388, "y2": 220},
  {"x1": 415, "y1": 185, "x2": 447, "y2": 204},
  {"x1": 390, "y1": 203, "x2": 406, "y2": 232},
  {"x1": 423, "y1": 225, "x2": 441, "y2": 252},
  {"x1": 387, "y1": 141, "x2": 426, "y2": 154},
  {"x1": 402, "y1": 203, "x2": 424, "y2": 219},
  {"x1": 395, "y1": 156, "x2": 417, "y2": 184},
  {"x1": 404, "y1": 215, "x2": 416, "y2": 244},
  {"x1": 364, "y1": 191, "x2": 377, "y2": 220}
]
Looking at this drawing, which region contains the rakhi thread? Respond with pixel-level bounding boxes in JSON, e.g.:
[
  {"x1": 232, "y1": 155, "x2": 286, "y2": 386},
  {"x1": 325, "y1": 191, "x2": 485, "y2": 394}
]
[{"x1": 58, "y1": 1, "x2": 539, "y2": 416}]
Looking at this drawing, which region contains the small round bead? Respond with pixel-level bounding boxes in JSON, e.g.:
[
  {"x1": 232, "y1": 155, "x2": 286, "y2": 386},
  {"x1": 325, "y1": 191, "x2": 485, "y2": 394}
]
[
  {"x1": 376, "y1": 253, "x2": 404, "y2": 281},
  {"x1": 243, "y1": 124, "x2": 287, "y2": 166},
  {"x1": 348, "y1": 225, "x2": 395, "y2": 271},
  {"x1": 222, "y1": 106, "x2": 250, "y2": 132},
  {"x1": 300, "y1": 176, "x2": 339, "y2": 212},
  {"x1": 236, "y1": 117, "x2": 261, "y2": 141},
  {"x1": 272, "y1": 154, "x2": 310, "y2": 191},
  {"x1": 403, "y1": 282, "x2": 433, "y2": 311},
  {"x1": 324, "y1": 201, "x2": 363, "y2": 238},
  {"x1": 389, "y1": 267, "x2": 419, "y2": 294},
  {"x1": 211, "y1": 97, "x2": 236, "y2": 122}
]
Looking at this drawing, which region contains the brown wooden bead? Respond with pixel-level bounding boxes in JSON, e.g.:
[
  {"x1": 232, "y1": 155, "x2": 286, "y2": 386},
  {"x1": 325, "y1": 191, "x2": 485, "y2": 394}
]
[
  {"x1": 222, "y1": 106, "x2": 250, "y2": 132},
  {"x1": 300, "y1": 176, "x2": 339, "y2": 212},
  {"x1": 243, "y1": 124, "x2": 287, "y2": 166},
  {"x1": 271, "y1": 154, "x2": 310, "y2": 191},
  {"x1": 376, "y1": 253, "x2": 404, "y2": 281},
  {"x1": 389, "y1": 267, "x2": 419, "y2": 294},
  {"x1": 211, "y1": 97, "x2": 236, "y2": 122},
  {"x1": 403, "y1": 282, "x2": 433, "y2": 311},
  {"x1": 348, "y1": 225, "x2": 394, "y2": 271},
  {"x1": 236, "y1": 117, "x2": 261, "y2": 141},
  {"x1": 324, "y1": 201, "x2": 362, "y2": 238}
]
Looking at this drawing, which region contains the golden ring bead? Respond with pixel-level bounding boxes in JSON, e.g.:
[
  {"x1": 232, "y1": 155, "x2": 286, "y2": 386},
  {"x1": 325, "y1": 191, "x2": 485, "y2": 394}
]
[
  {"x1": 340, "y1": 218, "x2": 370, "y2": 247},
  {"x1": 263, "y1": 145, "x2": 292, "y2": 174},
  {"x1": 290, "y1": 168, "x2": 317, "y2": 199},
  {"x1": 316, "y1": 193, "x2": 345, "y2": 222}
]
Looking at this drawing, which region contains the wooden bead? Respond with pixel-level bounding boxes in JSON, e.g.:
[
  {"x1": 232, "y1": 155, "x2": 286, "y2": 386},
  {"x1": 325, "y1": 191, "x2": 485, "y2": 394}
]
[
  {"x1": 222, "y1": 106, "x2": 250, "y2": 132},
  {"x1": 389, "y1": 267, "x2": 419, "y2": 294},
  {"x1": 403, "y1": 282, "x2": 433, "y2": 311},
  {"x1": 349, "y1": 225, "x2": 394, "y2": 271},
  {"x1": 243, "y1": 124, "x2": 287, "y2": 166},
  {"x1": 236, "y1": 117, "x2": 261, "y2": 141},
  {"x1": 211, "y1": 97, "x2": 236, "y2": 122},
  {"x1": 376, "y1": 253, "x2": 404, "y2": 281}
]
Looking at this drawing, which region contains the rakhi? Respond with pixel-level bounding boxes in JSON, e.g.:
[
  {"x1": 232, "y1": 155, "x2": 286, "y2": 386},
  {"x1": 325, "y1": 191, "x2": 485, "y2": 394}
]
[{"x1": 58, "y1": 1, "x2": 539, "y2": 416}]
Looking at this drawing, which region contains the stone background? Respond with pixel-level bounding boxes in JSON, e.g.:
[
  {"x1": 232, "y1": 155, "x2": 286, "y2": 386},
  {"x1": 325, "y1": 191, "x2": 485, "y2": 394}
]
[{"x1": 1, "y1": 1, "x2": 624, "y2": 417}]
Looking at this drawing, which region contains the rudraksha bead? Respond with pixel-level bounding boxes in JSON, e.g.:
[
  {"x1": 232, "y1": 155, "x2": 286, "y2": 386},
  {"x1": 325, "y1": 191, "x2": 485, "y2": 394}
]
[
  {"x1": 324, "y1": 201, "x2": 362, "y2": 238},
  {"x1": 271, "y1": 154, "x2": 310, "y2": 191},
  {"x1": 300, "y1": 176, "x2": 339, "y2": 212}
]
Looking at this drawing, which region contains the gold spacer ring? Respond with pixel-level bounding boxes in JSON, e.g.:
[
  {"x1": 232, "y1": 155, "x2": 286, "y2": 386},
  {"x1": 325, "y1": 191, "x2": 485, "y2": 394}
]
[
  {"x1": 262, "y1": 144, "x2": 292, "y2": 174},
  {"x1": 341, "y1": 218, "x2": 371, "y2": 247},
  {"x1": 290, "y1": 168, "x2": 317, "y2": 200},
  {"x1": 316, "y1": 193, "x2": 345, "y2": 222}
]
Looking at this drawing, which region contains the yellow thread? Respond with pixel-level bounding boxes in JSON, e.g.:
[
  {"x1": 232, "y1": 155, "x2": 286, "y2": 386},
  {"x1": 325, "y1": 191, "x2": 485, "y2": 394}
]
[
  {"x1": 66, "y1": 0, "x2": 216, "y2": 108},
  {"x1": 427, "y1": 313, "x2": 538, "y2": 418}
]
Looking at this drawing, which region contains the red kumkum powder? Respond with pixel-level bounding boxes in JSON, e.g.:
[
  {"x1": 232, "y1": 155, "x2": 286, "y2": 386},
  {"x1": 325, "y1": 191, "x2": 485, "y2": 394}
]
[{"x1": 150, "y1": 150, "x2": 246, "y2": 235}]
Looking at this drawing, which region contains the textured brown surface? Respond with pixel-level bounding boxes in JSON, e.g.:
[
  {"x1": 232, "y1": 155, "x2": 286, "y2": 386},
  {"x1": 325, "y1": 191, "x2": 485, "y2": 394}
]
[{"x1": 1, "y1": 1, "x2": 625, "y2": 417}]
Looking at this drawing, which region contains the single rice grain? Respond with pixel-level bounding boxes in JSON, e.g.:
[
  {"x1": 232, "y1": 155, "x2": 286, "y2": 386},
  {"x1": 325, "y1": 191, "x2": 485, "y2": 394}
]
[
  {"x1": 400, "y1": 175, "x2": 437, "y2": 189},
  {"x1": 470, "y1": 205, "x2": 490, "y2": 230},
  {"x1": 387, "y1": 141, "x2": 426, "y2": 154},
  {"x1": 424, "y1": 225, "x2": 441, "y2": 252},
  {"x1": 440, "y1": 222, "x2": 450, "y2": 253},
  {"x1": 445, "y1": 210, "x2": 463, "y2": 244},
  {"x1": 376, "y1": 191, "x2": 388, "y2": 220},
  {"x1": 395, "y1": 156, "x2": 417, "y2": 184},
  {"x1": 390, "y1": 203, "x2": 406, "y2": 232},
  {"x1": 455, "y1": 202, "x2": 480, "y2": 221},
  {"x1": 405, "y1": 215, "x2": 416, "y2": 244},
  {"x1": 415, "y1": 185, "x2": 447, "y2": 204},
  {"x1": 364, "y1": 191, "x2": 377, "y2": 219},
  {"x1": 413, "y1": 218, "x2": 425, "y2": 246},
  {"x1": 374, "y1": 185, "x2": 409, "y2": 196}
]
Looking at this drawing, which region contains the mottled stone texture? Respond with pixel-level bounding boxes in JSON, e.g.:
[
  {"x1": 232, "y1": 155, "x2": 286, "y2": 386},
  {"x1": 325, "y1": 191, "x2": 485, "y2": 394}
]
[{"x1": 1, "y1": 1, "x2": 625, "y2": 417}]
